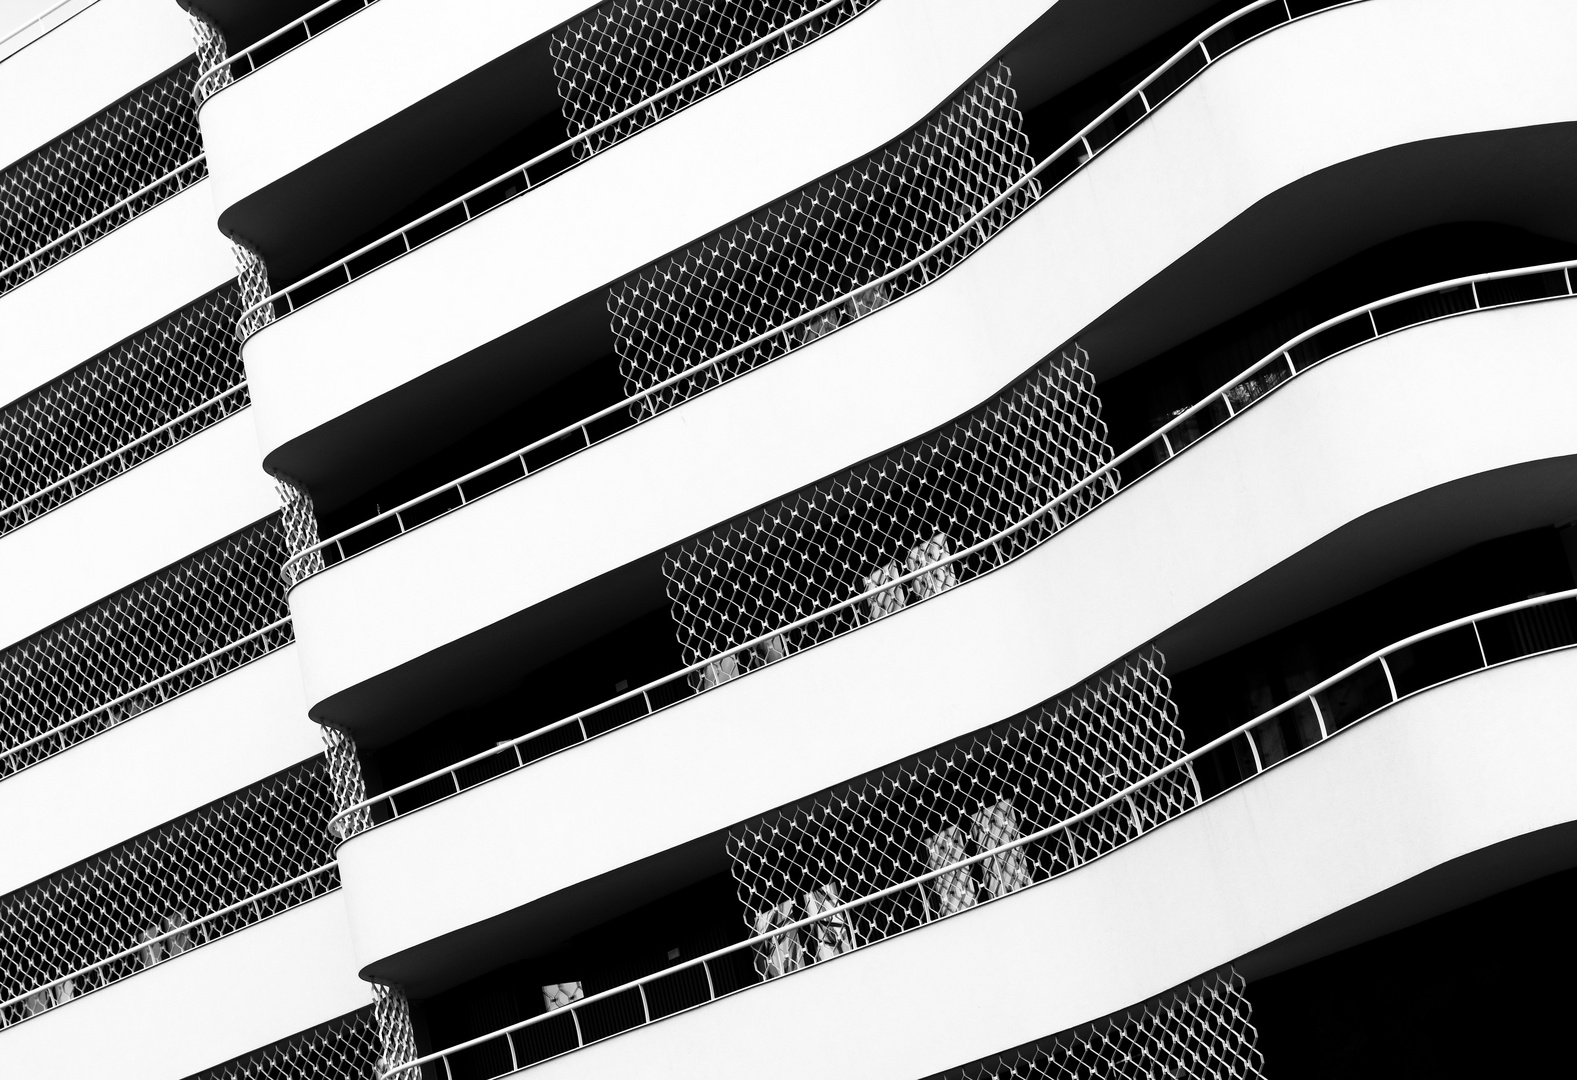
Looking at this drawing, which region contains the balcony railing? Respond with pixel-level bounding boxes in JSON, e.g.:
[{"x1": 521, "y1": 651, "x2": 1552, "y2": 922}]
[
  {"x1": 0, "y1": 516, "x2": 294, "y2": 778},
  {"x1": 193, "y1": 0, "x2": 382, "y2": 102},
  {"x1": 326, "y1": 256, "x2": 1577, "y2": 842},
  {"x1": 0, "y1": 60, "x2": 206, "y2": 297},
  {"x1": 181, "y1": 1007, "x2": 383, "y2": 1080},
  {"x1": 234, "y1": 0, "x2": 882, "y2": 339},
  {"x1": 279, "y1": 0, "x2": 1368, "y2": 586},
  {"x1": 0, "y1": 284, "x2": 247, "y2": 537},
  {"x1": 381, "y1": 588, "x2": 1577, "y2": 1079},
  {"x1": 0, "y1": 759, "x2": 339, "y2": 1028}
]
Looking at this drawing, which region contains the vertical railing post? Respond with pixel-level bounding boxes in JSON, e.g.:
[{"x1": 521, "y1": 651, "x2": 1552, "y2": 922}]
[
  {"x1": 1309, "y1": 694, "x2": 1329, "y2": 740},
  {"x1": 1243, "y1": 728, "x2": 1264, "y2": 774},
  {"x1": 571, "y1": 1007, "x2": 584, "y2": 1047},
  {"x1": 1471, "y1": 619, "x2": 1489, "y2": 668},
  {"x1": 638, "y1": 983, "x2": 651, "y2": 1024},
  {"x1": 702, "y1": 959, "x2": 717, "y2": 1000},
  {"x1": 1379, "y1": 655, "x2": 1399, "y2": 702},
  {"x1": 1469, "y1": 280, "x2": 1481, "y2": 309}
]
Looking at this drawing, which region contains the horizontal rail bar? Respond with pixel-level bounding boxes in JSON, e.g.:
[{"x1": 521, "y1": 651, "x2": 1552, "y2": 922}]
[
  {"x1": 384, "y1": 588, "x2": 1577, "y2": 1078},
  {"x1": 0, "y1": 0, "x2": 93, "y2": 51},
  {"x1": 196, "y1": 0, "x2": 376, "y2": 95}
]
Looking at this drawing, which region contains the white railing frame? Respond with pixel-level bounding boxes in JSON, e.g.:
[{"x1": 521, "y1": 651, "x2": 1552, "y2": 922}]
[
  {"x1": 0, "y1": 0, "x2": 95, "y2": 55},
  {"x1": 324, "y1": 256, "x2": 1577, "y2": 835},
  {"x1": 195, "y1": 0, "x2": 379, "y2": 98},
  {"x1": 383, "y1": 588, "x2": 1577, "y2": 1079},
  {"x1": 281, "y1": 0, "x2": 1369, "y2": 581}
]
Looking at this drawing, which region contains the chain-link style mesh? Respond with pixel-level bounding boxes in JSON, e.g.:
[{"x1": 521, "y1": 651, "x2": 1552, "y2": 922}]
[
  {"x1": 0, "y1": 759, "x2": 339, "y2": 1027},
  {"x1": 234, "y1": 243, "x2": 276, "y2": 338},
  {"x1": 277, "y1": 475, "x2": 326, "y2": 587},
  {"x1": 321, "y1": 723, "x2": 371, "y2": 840},
  {"x1": 550, "y1": 0, "x2": 876, "y2": 161},
  {"x1": 934, "y1": 969, "x2": 1265, "y2": 1080},
  {"x1": 608, "y1": 64, "x2": 1038, "y2": 421},
  {"x1": 190, "y1": 16, "x2": 233, "y2": 103},
  {"x1": 0, "y1": 516, "x2": 293, "y2": 776},
  {"x1": 0, "y1": 284, "x2": 247, "y2": 536},
  {"x1": 663, "y1": 345, "x2": 1111, "y2": 678},
  {"x1": 373, "y1": 983, "x2": 420, "y2": 1078},
  {"x1": 0, "y1": 60, "x2": 206, "y2": 295},
  {"x1": 728, "y1": 647, "x2": 1194, "y2": 966},
  {"x1": 185, "y1": 1008, "x2": 380, "y2": 1080}
]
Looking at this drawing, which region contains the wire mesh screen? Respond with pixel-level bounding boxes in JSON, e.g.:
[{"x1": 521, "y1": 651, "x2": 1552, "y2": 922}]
[
  {"x1": 0, "y1": 284, "x2": 247, "y2": 535},
  {"x1": 608, "y1": 63, "x2": 1038, "y2": 421},
  {"x1": 0, "y1": 515, "x2": 294, "y2": 775},
  {"x1": 185, "y1": 1008, "x2": 380, "y2": 1080},
  {"x1": 373, "y1": 983, "x2": 421, "y2": 1078},
  {"x1": 727, "y1": 646, "x2": 1194, "y2": 970},
  {"x1": 321, "y1": 723, "x2": 372, "y2": 840},
  {"x1": 234, "y1": 243, "x2": 276, "y2": 338},
  {"x1": 190, "y1": 15, "x2": 233, "y2": 103},
  {"x1": 277, "y1": 476, "x2": 326, "y2": 587},
  {"x1": 662, "y1": 344, "x2": 1111, "y2": 679},
  {"x1": 0, "y1": 758, "x2": 339, "y2": 1027},
  {"x1": 0, "y1": 60, "x2": 206, "y2": 294},
  {"x1": 550, "y1": 0, "x2": 876, "y2": 161},
  {"x1": 933, "y1": 969, "x2": 1265, "y2": 1080}
]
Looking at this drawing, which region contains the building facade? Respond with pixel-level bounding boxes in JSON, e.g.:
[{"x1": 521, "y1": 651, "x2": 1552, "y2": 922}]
[{"x1": 2, "y1": 1, "x2": 1575, "y2": 1077}]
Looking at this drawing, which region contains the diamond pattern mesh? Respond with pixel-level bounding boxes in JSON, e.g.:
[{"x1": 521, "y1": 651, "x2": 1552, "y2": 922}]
[
  {"x1": 663, "y1": 345, "x2": 1111, "y2": 679},
  {"x1": 934, "y1": 969, "x2": 1265, "y2": 1080},
  {"x1": 277, "y1": 475, "x2": 326, "y2": 588},
  {"x1": 0, "y1": 284, "x2": 248, "y2": 536},
  {"x1": 729, "y1": 647, "x2": 1195, "y2": 970},
  {"x1": 234, "y1": 243, "x2": 276, "y2": 339},
  {"x1": 0, "y1": 759, "x2": 339, "y2": 1027},
  {"x1": 191, "y1": 15, "x2": 233, "y2": 102},
  {"x1": 0, "y1": 515, "x2": 294, "y2": 775},
  {"x1": 550, "y1": 0, "x2": 876, "y2": 161},
  {"x1": 0, "y1": 60, "x2": 206, "y2": 294},
  {"x1": 184, "y1": 1008, "x2": 380, "y2": 1080},
  {"x1": 373, "y1": 983, "x2": 421, "y2": 1078},
  {"x1": 609, "y1": 64, "x2": 1038, "y2": 420}
]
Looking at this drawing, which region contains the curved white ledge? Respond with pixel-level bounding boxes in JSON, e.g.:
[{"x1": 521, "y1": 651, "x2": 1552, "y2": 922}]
[
  {"x1": 507, "y1": 648, "x2": 1577, "y2": 1080},
  {"x1": 240, "y1": 0, "x2": 1066, "y2": 470},
  {"x1": 0, "y1": 892, "x2": 369, "y2": 1080},
  {"x1": 333, "y1": 297, "x2": 1577, "y2": 973},
  {"x1": 0, "y1": 180, "x2": 234, "y2": 408}
]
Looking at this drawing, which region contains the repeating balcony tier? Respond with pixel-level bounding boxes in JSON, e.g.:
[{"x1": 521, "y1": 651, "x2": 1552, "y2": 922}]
[{"x1": 334, "y1": 297, "x2": 1577, "y2": 978}]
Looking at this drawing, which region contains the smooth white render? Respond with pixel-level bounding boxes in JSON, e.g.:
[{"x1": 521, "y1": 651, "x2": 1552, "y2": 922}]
[
  {"x1": 0, "y1": 180, "x2": 234, "y2": 406},
  {"x1": 522, "y1": 648, "x2": 1577, "y2": 1080},
  {"x1": 0, "y1": 0, "x2": 194, "y2": 169},
  {"x1": 0, "y1": 648, "x2": 320, "y2": 896},
  {"x1": 285, "y1": 0, "x2": 1577, "y2": 716},
  {"x1": 334, "y1": 298, "x2": 1577, "y2": 967},
  {"x1": 0, "y1": 412, "x2": 277, "y2": 650},
  {"x1": 198, "y1": 0, "x2": 595, "y2": 216},
  {"x1": 240, "y1": 0, "x2": 1067, "y2": 462},
  {"x1": 0, "y1": 892, "x2": 370, "y2": 1080}
]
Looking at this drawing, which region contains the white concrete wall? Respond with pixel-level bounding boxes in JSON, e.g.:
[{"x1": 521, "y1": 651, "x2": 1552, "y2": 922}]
[
  {"x1": 0, "y1": 0, "x2": 194, "y2": 169},
  {"x1": 239, "y1": 0, "x2": 1067, "y2": 461},
  {"x1": 0, "y1": 647, "x2": 319, "y2": 896},
  {"x1": 523, "y1": 647, "x2": 1577, "y2": 1080},
  {"x1": 333, "y1": 297, "x2": 1577, "y2": 968},
  {"x1": 0, "y1": 412, "x2": 277, "y2": 650},
  {"x1": 282, "y1": 0, "x2": 1577, "y2": 715},
  {"x1": 0, "y1": 891, "x2": 371, "y2": 1080},
  {"x1": 0, "y1": 180, "x2": 235, "y2": 407},
  {"x1": 198, "y1": 0, "x2": 594, "y2": 216}
]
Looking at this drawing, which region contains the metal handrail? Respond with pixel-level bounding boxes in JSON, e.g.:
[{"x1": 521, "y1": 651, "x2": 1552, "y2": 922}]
[
  {"x1": 237, "y1": 0, "x2": 880, "y2": 334},
  {"x1": 0, "y1": 0, "x2": 94, "y2": 54},
  {"x1": 0, "y1": 861, "x2": 335, "y2": 1018},
  {"x1": 384, "y1": 588, "x2": 1577, "y2": 1079},
  {"x1": 0, "y1": 153, "x2": 206, "y2": 286},
  {"x1": 195, "y1": 0, "x2": 379, "y2": 99},
  {"x1": 0, "y1": 616, "x2": 292, "y2": 765},
  {"x1": 281, "y1": 0, "x2": 1366, "y2": 581},
  {"x1": 324, "y1": 254, "x2": 1577, "y2": 836},
  {"x1": 1, "y1": 382, "x2": 248, "y2": 522}
]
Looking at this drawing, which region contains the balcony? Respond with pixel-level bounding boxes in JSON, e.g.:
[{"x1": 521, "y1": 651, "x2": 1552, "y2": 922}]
[{"x1": 331, "y1": 293, "x2": 1577, "y2": 976}]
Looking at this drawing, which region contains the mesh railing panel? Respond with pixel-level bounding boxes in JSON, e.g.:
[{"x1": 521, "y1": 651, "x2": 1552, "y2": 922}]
[
  {"x1": 0, "y1": 284, "x2": 247, "y2": 535},
  {"x1": 935, "y1": 969, "x2": 1265, "y2": 1080},
  {"x1": 186, "y1": 1008, "x2": 380, "y2": 1080},
  {"x1": 373, "y1": 983, "x2": 421, "y2": 1078},
  {"x1": 190, "y1": 15, "x2": 230, "y2": 100},
  {"x1": 608, "y1": 63, "x2": 1038, "y2": 421},
  {"x1": 277, "y1": 475, "x2": 326, "y2": 587},
  {"x1": 728, "y1": 647, "x2": 1195, "y2": 967},
  {"x1": 0, "y1": 758, "x2": 339, "y2": 1027},
  {"x1": 0, "y1": 60, "x2": 206, "y2": 294},
  {"x1": 234, "y1": 243, "x2": 275, "y2": 339},
  {"x1": 550, "y1": 0, "x2": 876, "y2": 161},
  {"x1": 663, "y1": 344, "x2": 1112, "y2": 677},
  {"x1": 0, "y1": 515, "x2": 293, "y2": 775}
]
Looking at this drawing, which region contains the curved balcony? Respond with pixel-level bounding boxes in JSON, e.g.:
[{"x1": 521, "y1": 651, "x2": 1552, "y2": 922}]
[
  {"x1": 378, "y1": 602, "x2": 1577, "y2": 1080},
  {"x1": 331, "y1": 290, "x2": 1577, "y2": 976}
]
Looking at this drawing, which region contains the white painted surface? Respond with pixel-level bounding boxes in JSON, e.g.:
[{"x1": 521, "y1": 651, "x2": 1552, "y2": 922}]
[
  {"x1": 199, "y1": 0, "x2": 594, "y2": 216},
  {"x1": 0, "y1": 647, "x2": 319, "y2": 896},
  {"x1": 333, "y1": 298, "x2": 1577, "y2": 967},
  {"x1": 0, "y1": 0, "x2": 192, "y2": 169},
  {"x1": 240, "y1": 0, "x2": 1064, "y2": 461},
  {"x1": 0, "y1": 412, "x2": 276, "y2": 650},
  {"x1": 282, "y1": 0, "x2": 1577, "y2": 715},
  {"x1": 523, "y1": 648, "x2": 1577, "y2": 1080},
  {"x1": 0, "y1": 891, "x2": 371, "y2": 1080},
  {"x1": 0, "y1": 180, "x2": 235, "y2": 407}
]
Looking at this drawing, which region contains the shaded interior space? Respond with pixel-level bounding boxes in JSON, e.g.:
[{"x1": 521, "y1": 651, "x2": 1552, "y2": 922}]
[
  {"x1": 180, "y1": 0, "x2": 326, "y2": 54},
  {"x1": 1249, "y1": 864, "x2": 1577, "y2": 1078}
]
